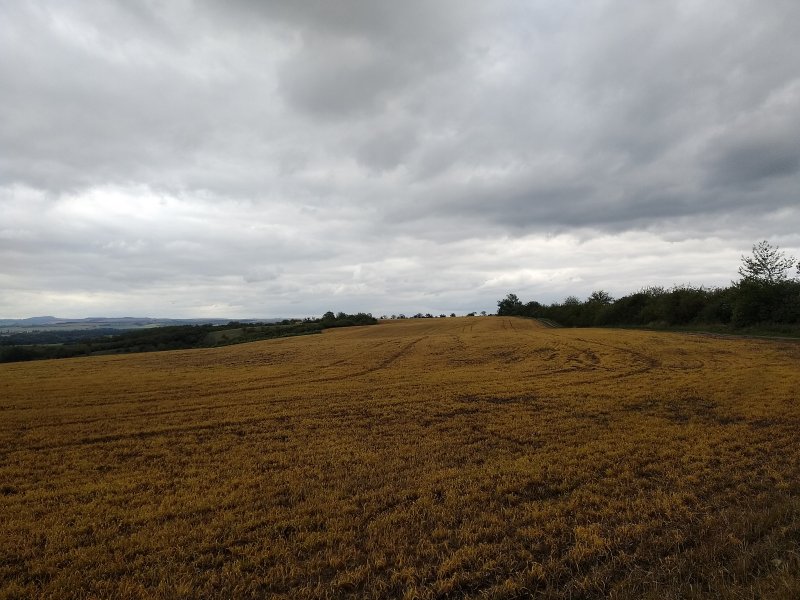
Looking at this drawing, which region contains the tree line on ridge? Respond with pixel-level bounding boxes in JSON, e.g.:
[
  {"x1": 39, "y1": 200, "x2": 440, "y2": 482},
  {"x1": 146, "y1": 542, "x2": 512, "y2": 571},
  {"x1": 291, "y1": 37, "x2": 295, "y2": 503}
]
[{"x1": 497, "y1": 241, "x2": 800, "y2": 332}]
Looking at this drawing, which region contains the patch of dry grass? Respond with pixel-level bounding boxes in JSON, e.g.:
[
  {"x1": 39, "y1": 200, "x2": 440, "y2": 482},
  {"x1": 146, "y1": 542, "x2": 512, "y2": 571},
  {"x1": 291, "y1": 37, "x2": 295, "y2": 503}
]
[{"x1": 1, "y1": 317, "x2": 799, "y2": 598}]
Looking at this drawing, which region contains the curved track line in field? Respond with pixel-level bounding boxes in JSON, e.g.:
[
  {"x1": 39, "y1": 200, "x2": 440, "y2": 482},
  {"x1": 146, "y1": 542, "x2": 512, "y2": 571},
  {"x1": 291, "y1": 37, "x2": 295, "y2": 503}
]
[
  {"x1": 505, "y1": 327, "x2": 663, "y2": 385},
  {"x1": 303, "y1": 335, "x2": 426, "y2": 383},
  {"x1": 17, "y1": 337, "x2": 425, "y2": 431},
  {"x1": 324, "y1": 338, "x2": 394, "y2": 368},
  {"x1": 14, "y1": 339, "x2": 420, "y2": 427},
  {"x1": 1, "y1": 333, "x2": 388, "y2": 411},
  {"x1": 3, "y1": 337, "x2": 419, "y2": 414},
  {"x1": 543, "y1": 336, "x2": 661, "y2": 385},
  {"x1": 6, "y1": 336, "x2": 438, "y2": 440},
  {"x1": 573, "y1": 337, "x2": 662, "y2": 373},
  {"x1": 501, "y1": 329, "x2": 612, "y2": 375}
]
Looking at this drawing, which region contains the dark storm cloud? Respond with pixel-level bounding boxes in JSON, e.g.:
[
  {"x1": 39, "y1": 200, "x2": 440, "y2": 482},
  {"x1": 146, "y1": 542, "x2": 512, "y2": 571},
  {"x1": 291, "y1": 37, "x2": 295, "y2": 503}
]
[
  {"x1": 1, "y1": 0, "x2": 799, "y2": 317},
  {"x1": 705, "y1": 110, "x2": 800, "y2": 188},
  {"x1": 711, "y1": 139, "x2": 800, "y2": 186}
]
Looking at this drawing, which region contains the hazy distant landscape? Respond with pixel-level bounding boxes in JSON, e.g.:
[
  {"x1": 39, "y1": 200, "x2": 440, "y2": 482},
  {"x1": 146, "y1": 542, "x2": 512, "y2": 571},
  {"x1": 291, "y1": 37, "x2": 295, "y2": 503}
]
[
  {"x1": 0, "y1": 316, "x2": 275, "y2": 332},
  {"x1": 0, "y1": 313, "x2": 376, "y2": 362}
]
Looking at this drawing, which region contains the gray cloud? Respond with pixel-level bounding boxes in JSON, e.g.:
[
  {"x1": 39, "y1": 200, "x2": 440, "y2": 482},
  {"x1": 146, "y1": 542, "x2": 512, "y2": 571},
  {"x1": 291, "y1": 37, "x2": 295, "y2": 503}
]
[
  {"x1": 1, "y1": 0, "x2": 799, "y2": 317},
  {"x1": 704, "y1": 87, "x2": 800, "y2": 187},
  {"x1": 711, "y1": 138, "x2": 800, "y2": 186}
]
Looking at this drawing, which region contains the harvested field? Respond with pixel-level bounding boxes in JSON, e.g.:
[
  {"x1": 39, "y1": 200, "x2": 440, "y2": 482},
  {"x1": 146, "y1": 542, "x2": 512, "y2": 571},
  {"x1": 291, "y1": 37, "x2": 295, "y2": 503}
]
[{"x1": 1, "y1": 317, "x2": 799, "y2": 599}]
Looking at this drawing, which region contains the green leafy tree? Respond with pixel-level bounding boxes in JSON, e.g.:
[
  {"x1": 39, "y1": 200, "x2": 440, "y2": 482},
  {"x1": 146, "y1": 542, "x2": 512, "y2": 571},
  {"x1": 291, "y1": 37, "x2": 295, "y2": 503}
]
[
  {"x1": 738, "y1": 241, "x2": 797, "y2": 284},
  {"x1": 497, "y1": 293, "x2": 524, "y2": 316},
  {"x1": 731, "y1": 242, "x2": 800, "y2": 326},
  {"x1": 587, "y1": 290, "x2": 613, "y2": 304}
]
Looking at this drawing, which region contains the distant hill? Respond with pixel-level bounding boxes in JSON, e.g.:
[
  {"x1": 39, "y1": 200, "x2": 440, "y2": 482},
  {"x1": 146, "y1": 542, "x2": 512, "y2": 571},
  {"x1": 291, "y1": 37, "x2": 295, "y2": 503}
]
[
  {"x1": 0, "y1": 316, "x2": 282, "y2": 332},
  {"x1": 0, "y1": 316, "x2": 60, "y2": 326}
]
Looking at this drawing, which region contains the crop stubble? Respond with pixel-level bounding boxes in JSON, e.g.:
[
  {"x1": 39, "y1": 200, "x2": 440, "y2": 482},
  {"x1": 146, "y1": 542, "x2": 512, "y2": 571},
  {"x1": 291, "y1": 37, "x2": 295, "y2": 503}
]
[{"x1": 1, "y1": 317, "x2": 799, "y2": 599}]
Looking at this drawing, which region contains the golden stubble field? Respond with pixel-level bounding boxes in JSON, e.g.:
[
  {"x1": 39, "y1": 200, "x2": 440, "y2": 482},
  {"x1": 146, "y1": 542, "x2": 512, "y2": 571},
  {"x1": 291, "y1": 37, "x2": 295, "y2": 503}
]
[{"x1": 1, "y1": 317, "x2": 799, "y2": 599}]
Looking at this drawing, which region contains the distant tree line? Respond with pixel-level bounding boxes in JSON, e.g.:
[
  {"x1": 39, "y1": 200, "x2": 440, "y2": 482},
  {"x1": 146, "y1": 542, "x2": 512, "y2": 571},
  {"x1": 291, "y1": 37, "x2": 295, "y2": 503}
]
[
  {"x1": 319, "y1": 312, "x2": 378, "y2": 327},
  {"x1": 377, "y1": 311, "x2": 488, "y2": 319},
  {"x1": 0, "y1": 328, "x2": 124, "y2": 346},
  {"x1": 497, "y1": 241, "x2": 800, "y2": 332},
  {"x1": 0, "y1": 312, "x2": 378, "y2": 363}
]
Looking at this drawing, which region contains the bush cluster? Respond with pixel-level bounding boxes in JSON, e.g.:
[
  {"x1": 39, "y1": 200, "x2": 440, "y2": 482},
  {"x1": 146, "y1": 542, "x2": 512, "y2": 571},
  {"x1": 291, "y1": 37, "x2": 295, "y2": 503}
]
[
  {"x1": 498, "y1": 282, "x2": 800, "y2": 329},
  {"x1": 498, "y1": 241, "x2": 800, "y2": 330}
]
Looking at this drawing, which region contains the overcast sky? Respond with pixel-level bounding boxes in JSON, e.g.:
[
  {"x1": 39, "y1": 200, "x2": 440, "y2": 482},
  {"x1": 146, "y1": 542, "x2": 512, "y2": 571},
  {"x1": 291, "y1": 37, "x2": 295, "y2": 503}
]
[{"x1": 2, "y1": 1, "x2": 799, "y2": 318}]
